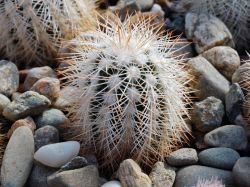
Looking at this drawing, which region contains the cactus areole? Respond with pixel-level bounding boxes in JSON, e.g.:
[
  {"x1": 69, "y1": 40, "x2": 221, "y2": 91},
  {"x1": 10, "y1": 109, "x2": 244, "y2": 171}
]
[{"x1": 61, "y1": 14, "x2": 192, "y2": 171}]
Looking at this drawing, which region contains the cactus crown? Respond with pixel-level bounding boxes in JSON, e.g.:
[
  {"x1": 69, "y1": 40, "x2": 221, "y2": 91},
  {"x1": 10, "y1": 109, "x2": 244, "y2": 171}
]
[
  {"x1": 0, "y1": 0, "x2": 96, "y2": 67},
  {"x1": 61, "y1": 14, "x2": 192, "y2": 170}
]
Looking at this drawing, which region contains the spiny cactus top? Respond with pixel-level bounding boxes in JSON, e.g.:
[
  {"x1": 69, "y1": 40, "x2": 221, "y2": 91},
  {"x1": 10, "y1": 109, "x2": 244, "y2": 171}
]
[
  {"x1": 60, "y1": 14, "x2": 193, "y2": 170},
  {"x1": 175, "y1": 0, "x2": 250, "y2": 52},
  {"x1": 0, "y1": 0, "x2": 96, "y2": 67}
]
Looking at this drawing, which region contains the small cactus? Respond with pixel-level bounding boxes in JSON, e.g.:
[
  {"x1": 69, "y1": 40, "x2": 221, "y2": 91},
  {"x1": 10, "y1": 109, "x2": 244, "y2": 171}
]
[
  {"x1": 0, "y1": 0, "x2": 96, "y2": 67},
  {"x1": 0, "y1": 117, "x2": 10, "y2": 166},
  {"x1": 174, "y1": 0, "x2": 250, "y2": 52},
  {"x1": 60, "y1": 14, "x2": 193, "y2": 170},
  {"x1": 195, "y1": 178, "x2": 225, "y2": 187}
]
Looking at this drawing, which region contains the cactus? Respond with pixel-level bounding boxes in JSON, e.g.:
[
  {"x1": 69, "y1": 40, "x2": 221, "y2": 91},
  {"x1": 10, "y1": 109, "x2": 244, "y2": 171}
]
[
  {"x1": 0, "y1": 117, "x2": 10, "y2": 166},
  {"x1": 195, "y1": 178, "x2": 225, "y2": 187},
  {"x1": 0, "y1": 0, "x2": 96, "y2": 67},
  {"x1": 60, "y1": 13, "x2": 193, "y2": 170},
  {"x1": 174, "y1": 0, "x2": 250, "y2": 52}
]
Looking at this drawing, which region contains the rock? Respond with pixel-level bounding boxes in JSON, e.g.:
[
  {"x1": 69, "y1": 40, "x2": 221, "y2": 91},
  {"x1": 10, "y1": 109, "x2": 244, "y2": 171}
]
[
  {"x1": 24, "y1": 66, "x2": 57, "y2": 90},
  {"x1": 225, "y1": 83, "x2": 245, "y2": 123},
  {"x1": 0, "y1": 60, "x2": 19, "y2": 97},
  {"x1": 34, "y1": 141, "x2": 80, "y2": 168},
  {"x1": 171, "y1": 37, "x2": 195, "y2": 59},
  {"x1": 188, "y1": 56, "x2": 230, "y2": 101},
  {"x1": 233, "y1": 157, "x2": 250, "y2": 187},
  {"x1": 11, "y1": 92, "x2": 21, "y2": 101},
  {"x1": 201, "y1": 46, "x2": 240, "y2": 80},
  {"x1": 59, "y1": 156, "x2": 88, "y2": 172},
  {"x1": 185, "y1": 13, "x2": 234, "y2": 53},
  {"x1": 136, "y1": 0, "x2": 153, "y2": 11},
  {"x1": 3, "y1": 91, "x2": 51, "y2": 121},
  {"x1": 204, "y1": 125, "x2": 248, "y2": 150},
  {"x1": 198, "y1": 148, "x2": 240, "y2": 170},
  {"x1": 7, "y1": 116, "x2": 36, "y2": 138},
  {"x1": 192, "y1": 96, "x2": 224, "y2": 132},
  {"x1": 35, "y1": 108, "x2": 69, "y2": 128},
  {"x1": 84, "y1": 155, "x2": 98, "y2": 166},
  {"x1": 47, "y1": 165, "x2": 99, "y2": 187},
  {"x1": 150, "y1": 4, "x2": 165, "y2": 17},
  {"x1": 27, "y1": 163, "x2": 57, "y2": 187},
  {"x1": 0, "y1": 94, "x2": 10, "y2": 114},
  {"x1": 101, "y1": 181, "x2": 121, "y2": 187},
  {"x1": 30, "y1": 77, "x2": 60, "y2": 101},
  {"x1": 117, "y1": 159, "x2": 152, "y2": 187},
  {"x1": 53, "y1": 86, "x2": 77, "y2": 110},
  {"x1": 149, "y1": 162, "x2": 175, "y2": 187},
  {"x1": 174, "y1": 165, "x2": 235, "y2": 187},
  {"x1": 34, "y1": 125, "x2": 59, "y2": 151},
  {"x1": 167, "y1": 148, "x2": 198, "y2": 166},
  {"x1": 1, "y1": 126, "x2": 34, "y2": 187},
  {"x1": 165, "y1": 16, "x2": 185, "y2": 35}
]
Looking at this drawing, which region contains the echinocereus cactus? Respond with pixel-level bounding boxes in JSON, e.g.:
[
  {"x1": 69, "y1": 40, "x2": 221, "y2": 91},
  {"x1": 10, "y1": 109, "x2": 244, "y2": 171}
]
[
  {"x1": 174, "y1": 0, "x2": 250, "y2": 52},
  {"x1": 195, "y1": 178, "x2": 225, "y2": 187},
  {"x1": 0, "y1": 0, "x2": 96, "y2": 67},
  {"x1": 60, "y1": 14, "x2": 192, "y2": 170}
]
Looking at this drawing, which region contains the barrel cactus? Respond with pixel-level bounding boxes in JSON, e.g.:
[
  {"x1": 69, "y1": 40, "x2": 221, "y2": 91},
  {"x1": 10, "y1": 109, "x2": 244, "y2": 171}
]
[
  {"x1": 60, "y1": 14, "x2": 192, "y2": 170},
  {"x1": 174, "y1": 0, "x2": 250, "y2": 52},
  {"x1": 0, "y1": 0, "x2": 96, "y2": 67}
]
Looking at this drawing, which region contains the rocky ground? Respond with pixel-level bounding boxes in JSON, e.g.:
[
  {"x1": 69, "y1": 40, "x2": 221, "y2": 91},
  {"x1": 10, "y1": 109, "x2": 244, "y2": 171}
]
[{"x1": 0, "y1": 0, "x2": 250, "y2": 187}]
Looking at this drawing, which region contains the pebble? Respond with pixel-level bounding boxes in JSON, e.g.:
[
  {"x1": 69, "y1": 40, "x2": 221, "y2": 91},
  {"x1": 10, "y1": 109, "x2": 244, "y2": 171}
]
[
  {"x1": 136, "y1": 0, "x2": 154, "y2": 11},
  {"x1": 7, "y1": 116, "x2": 36, "y2": 138},
  {"x1": 188, "y1": 56, "x2": 230, "y2": 101},
  {"x1": 47, "y1": 165, "x2": 99, "y2": 187},
  {"x1": 225, "y1": 83, "x2": 245, "y2": 123},
  {"x1": 150, "y1": 4, "x2": 165, "y2": 17},
  {"x1": 59, "y1": 156, "x2": 88, "y2": 172},
  {"x1": 233, "y1": 157, "x2": 250, "y2": 187},
  {"x1": 198, "y1": 148, "x2": 240, "y2": 170},
  {"x1": 167, "y1": 148, "x2": 198, "y2": 166},
  {"x1": 0, "y1": 60, "x2": 19, "y2": 97},
  {"x1": 35, "y1": 108, "x2": 69, "y2": 128},
  {"x1": 174, "y1": 165, "x2": 235, "y2": 187},
  {"x1": 204, "y1": 125, "x2": 248, "y2": 150},
  {"x1": 1, "y1": 126, "x2": 34, "y2": 187},
  {"x1": 24, "y1": 66, "x2": 57, "y2": 91},
  {"x1": 34, "y1": 125, "x2": 59, "y2": 151},
  {"x1": 149, "y1": 162, "x2": 176, "y2": 187},
  {"x1": 117, "y1": 159, "x2": 152, "y2": 187},
  {"x1": 34, "y1": 141, "x2": 80, "y2": 168},
  {"x1": 30, "y1": 77, "x2": 60, "y2": 101},
  {"x1": 101, "y1": 181, "x2": 122, "y2": 187},
  {"x1": 0, "y1": 94, "x2": 10, "y2": 114},
  {"x1": 3, "y1": 91, "x2": 51, "y2": 121},
  {"x1": 185, "y1": 13, "x2": 234, "y2": 53},
  {"x1": 201, "y1": 46, "x2": 240, "y2": 80},
  {"x1": 192, "y1": 96, "x2": 224, "y2": 132},
  {"x1": 11, "y1": 92, "x2": 21, "y2": 101}
]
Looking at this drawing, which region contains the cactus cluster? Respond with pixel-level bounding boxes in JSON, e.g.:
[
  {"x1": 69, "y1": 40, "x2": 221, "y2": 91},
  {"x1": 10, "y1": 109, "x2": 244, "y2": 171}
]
[
  {"x1": 175, "y1": 0, "x2": 250, "y2": 52},
  {"x1": 60, "y1": 14, "x2": 192, "y2": 170},
  {"x1": 0, "y1": 0, "x2": 96, "y2": 67}
]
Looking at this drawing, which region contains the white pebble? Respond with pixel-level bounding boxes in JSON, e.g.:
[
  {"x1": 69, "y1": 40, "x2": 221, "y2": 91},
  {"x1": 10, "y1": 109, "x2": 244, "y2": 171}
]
[
  {"x1": 101, "y1": 181, "x2": 122, "y2": 187},
  {"x1": 151, "y1": 4, "x2": 165, "y2": 17},
  {"x1": 34, "y1": 141, "x2": 80, "y2": 168}
]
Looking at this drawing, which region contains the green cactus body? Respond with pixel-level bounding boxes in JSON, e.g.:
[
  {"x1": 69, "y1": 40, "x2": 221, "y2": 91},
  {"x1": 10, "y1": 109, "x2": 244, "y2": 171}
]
[{"x1": 61, "y1": 14, "x2": 192, "y2": 170}]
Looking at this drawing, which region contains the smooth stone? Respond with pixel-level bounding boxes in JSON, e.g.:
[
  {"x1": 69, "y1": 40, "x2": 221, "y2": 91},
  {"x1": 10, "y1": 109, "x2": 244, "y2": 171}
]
[
  {"x1": 192, "y1": 96, "x2": 224, "y2": 132},
  {"x1": 174, "y1": 165, "x2": 235, "y2": 187},
  {"x1": 201, "y1": 46, "x2": 240, "y2": 80},
  {"x1": 3, "y1": 91, "x2": 51, "y2": 121},
  {"x1": 149, "y1": 162, "x2": 176, "y2": 187},
  {"x1": 59, "y1": 156, "x2": 88, "y2": 172},
  {"x1": 198, "y1": 148, "x2": 240, "y2": 170},
  {"x1": 27, "y1": 163, "x2": 57, "y2": 187},
  {"x1": 24, "y1": 66, "x2": 57, "y2": 91},
  {"x1": 101, "y1": 181, "x2": 122, "y2": 187},
  {"x1": 204, "y1": 125, "x2": 248, "y2": 150},
  {"x1": 47, "y1": 165, "x2": 99, "y2": 187},
  {"x1": 34, "y1": 141, "x2": 80, "y2": 168},
  {"x1": 167, "y1": 148, "x2": 198, "y2": 166},
  {"x1": 225, "y1": 83, "x2": 245, "y2": 123},
  {"x1": 35, "y1": 108, "x2": 69, "y2": 128},
  {"x1": 0, "y1": 60, "x2": 19, "y2": 97},
  {"x1": 0, "y1": 94, "x2": 10, "y2": 114},
  {"x1": 34, "y1": 125, "x2": 59, "y2": 151},
  {"x1": 1, "y1": 126, "x2": 34, "y2": 187},
  {"x1": 233, "y1": 157, "x2": 250, "y2": 187},
  {"x1": 188, "y1": 56, "x2": 230, "y2": 102},
  {"x1": 118, "y1": 159, "x2": 152, "y2": 187},
  {"x1": 136, "y1": 0, "x2": 153, "y2": 11}
]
